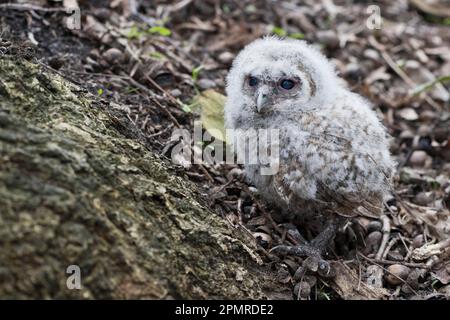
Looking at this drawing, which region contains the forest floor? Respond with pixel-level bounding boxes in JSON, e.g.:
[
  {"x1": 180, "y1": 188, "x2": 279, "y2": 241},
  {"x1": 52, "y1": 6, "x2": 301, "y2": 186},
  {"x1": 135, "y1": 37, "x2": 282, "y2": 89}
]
[{"x1": 1, "y1": 0, "x2": 449, "y2": 300}]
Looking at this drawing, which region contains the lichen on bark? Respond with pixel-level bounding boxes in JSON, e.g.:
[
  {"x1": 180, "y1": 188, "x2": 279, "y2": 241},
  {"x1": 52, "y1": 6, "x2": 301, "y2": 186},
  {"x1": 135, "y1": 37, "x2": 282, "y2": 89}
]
[{"x1": 0, "y1": 57, "x2": 286, "y2": 299}]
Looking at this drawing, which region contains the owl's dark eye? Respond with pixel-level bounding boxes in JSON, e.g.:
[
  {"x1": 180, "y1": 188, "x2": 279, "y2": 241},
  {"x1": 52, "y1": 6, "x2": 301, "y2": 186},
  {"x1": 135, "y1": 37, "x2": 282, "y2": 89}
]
[
  {"x1": 248, "y1": 76, "x2": 258, "y2": 87},
  {"x1": 280, "y1": 79, "x2": 295, "y2": 90}
]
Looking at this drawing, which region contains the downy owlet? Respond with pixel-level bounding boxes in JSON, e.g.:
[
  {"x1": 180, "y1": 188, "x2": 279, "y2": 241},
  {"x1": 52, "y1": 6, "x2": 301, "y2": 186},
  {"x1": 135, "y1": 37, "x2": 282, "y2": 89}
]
[{"x1": 224, "y1": 37, "x2": 395, "y2": 264}]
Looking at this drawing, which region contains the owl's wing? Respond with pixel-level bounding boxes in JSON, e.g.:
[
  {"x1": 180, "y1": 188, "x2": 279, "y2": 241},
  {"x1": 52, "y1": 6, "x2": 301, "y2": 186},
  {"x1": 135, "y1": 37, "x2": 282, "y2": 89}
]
[
  {"x1": 271, "y1": 156, "x2": 302, "y2": 205},
  {"x1": 311, "y1": 133, "x2": 387, "y2": 218},
  {"x1": 273, "y1": 132, "x2": 387, "y2": 218},
  {"x1": 273, "y1": 165, "x2": 383, "y2": 218},
  {"x1": 315, "y1": 181, "x2": 383, "y2": 218},
  {"x1": 309, "y1": 132, "x2": 393, "y2": 181}
]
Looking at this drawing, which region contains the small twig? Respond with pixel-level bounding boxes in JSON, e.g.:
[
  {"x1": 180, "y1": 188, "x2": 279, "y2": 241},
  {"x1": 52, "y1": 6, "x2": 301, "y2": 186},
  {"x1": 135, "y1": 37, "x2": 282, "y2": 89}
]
[
  {"x1": 236, "y1": 198, "x2": 244, "y2": 223},
  {"x1": 127, "y1": 75, "x2": 214, "y2": 182},
  {"x1": 67, "y1": 70, "x2": 131, "y2": 79},
  {"x1": 280, "y1": 229, "x2": 287, "y2": 243},
  {"x1": 397, "y1": 148, "x2": 414, "y2": 171},
  {"x1": 37, "y1": 61, "x2": 83, "y2": 86},
  {"x1": 382, "y1": 236, "x2": 399, "y2": 260},
  {"x1": 184, "y1": 171, "x2": 205, "y2": 179},
  {"x1": 215, "y1": 178, "x2": 234, "y2": 193},
  {"x1": 357, "y1": 263, "x2": 362, "y2": 291},
  {"x1": 369, "y1": 258, "x2": 430, "y2": 269},
  {"x1": 398, "y1": 234, "x2": 413, "y2": 260},
  {"x1": 412, "y1": 75, "x2": 450, "y2": 96},
  {"x1": 256, "y1": 243, "x2": 278, "y2": 261},
  {"x1": 150, "y1": 96, "x2": 182, "y2": 128},
  {"x1": 358, "y1": 253, "x2": 420, "y2": 296},
  {"x1": 64, "y1": 69, "x2": 183, "y2": 134},
  {"x1": 169, "y1": 0, "x2": 194, "y2": 13},
  {"x1": 125, "y1": 75, "x2": 181, "y2": 128},
  {"x1": 338, "y1": 259, "x2": 383, "y2": 292},
  {"x1": 394, "y1": 194, "x2": 424, "y2": 225},
  {"x1": 369, "y1": 36, "x2": 441, "y2": 111},
  {"x1": 146, "y1": 125, "x2": 173, "y2": 138},
  {"x1": 376, "y1": 215, "x2": 391, "y2": 260},
  {"x1": 198, "y1": 163, "x2": 214, "y2": 182},
  {"x1": 297, "y1": 264, "x2": 308, "y2": 300},
  {"x1": 145, "y1": 75, "x2": 184, "y2": 109},
  {"x1": 152, "y1": 42, "x2": 194, "y2": 73}
]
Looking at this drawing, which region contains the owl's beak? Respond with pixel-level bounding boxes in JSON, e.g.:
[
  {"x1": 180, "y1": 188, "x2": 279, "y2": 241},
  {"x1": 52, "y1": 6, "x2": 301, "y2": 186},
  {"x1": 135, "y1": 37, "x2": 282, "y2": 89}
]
[{"x1": 256, "y1": 87, "x2": 270, "y2": 113}]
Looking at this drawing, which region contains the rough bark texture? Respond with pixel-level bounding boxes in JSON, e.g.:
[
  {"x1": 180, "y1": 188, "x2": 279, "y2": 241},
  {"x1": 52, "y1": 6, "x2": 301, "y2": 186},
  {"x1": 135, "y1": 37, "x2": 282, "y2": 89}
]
[{"x1": 0, "y1": 57, "x2": 286, "y2": 299}]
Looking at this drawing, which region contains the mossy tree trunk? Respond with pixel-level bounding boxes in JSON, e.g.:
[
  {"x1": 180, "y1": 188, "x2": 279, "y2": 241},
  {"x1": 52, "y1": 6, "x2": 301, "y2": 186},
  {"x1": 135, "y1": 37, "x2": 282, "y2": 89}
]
[{"x1": 0, "y1": 57, "x2": 287, "y2": 299}]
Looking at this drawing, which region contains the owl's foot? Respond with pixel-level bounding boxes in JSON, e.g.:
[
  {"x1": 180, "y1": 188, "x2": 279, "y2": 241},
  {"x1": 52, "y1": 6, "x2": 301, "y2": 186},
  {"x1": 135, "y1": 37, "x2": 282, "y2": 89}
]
[{"x1": 270, "y1": 224, "x2": 337, "y2": 276}]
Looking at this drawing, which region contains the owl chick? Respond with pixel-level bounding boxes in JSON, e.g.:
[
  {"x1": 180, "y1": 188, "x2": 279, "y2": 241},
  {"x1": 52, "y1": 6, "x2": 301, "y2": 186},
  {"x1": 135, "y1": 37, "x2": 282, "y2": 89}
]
[{"x1": 225, "y1": 37, "x2": 395, "y2": 267}]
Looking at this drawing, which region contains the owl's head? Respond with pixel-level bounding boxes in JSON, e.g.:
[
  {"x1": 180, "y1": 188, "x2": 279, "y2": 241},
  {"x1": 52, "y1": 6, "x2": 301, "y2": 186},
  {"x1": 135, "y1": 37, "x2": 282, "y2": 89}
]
[{"x1": 225, "y1": 37, "x2": 340, "y2": 120}]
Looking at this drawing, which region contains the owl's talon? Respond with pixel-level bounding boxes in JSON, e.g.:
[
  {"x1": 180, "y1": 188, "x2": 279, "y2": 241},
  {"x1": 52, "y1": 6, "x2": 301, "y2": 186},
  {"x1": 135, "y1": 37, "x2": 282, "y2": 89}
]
[
  {"x1": 317, "y1": 260, "x2": 331, "y2": 276},
  {"x1": 271, "y1": 224, "x2": 338, "y2": 276},
  {"x1": 318, "y1": 261, "x2": 328, "y2": 271},
  {"x1": 270, "y1": 243, "x2": 321, "y2": 258}
]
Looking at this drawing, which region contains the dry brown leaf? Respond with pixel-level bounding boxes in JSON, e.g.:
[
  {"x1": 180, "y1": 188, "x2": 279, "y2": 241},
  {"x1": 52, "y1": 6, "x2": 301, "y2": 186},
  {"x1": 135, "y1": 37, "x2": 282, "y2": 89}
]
[
  {"x1": 402, "y1": 201, "x2": 450, "y2": 240},
  {"x1": 331, "y1": 262, "x2": 389, "y2": 300},
  {"x1": 412, "y1": 238, "x2": 450, "y2": 260},
  {"x1": 431, "y1": 260, "x2": 450, "y2": 285}
]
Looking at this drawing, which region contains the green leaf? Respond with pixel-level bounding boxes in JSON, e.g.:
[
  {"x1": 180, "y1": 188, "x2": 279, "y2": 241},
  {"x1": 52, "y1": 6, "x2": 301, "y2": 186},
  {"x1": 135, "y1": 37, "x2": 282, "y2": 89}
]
[
  {"x1": 271, "y1": 26, "x2": 287, "y2": 37},
  {"x1": 148, "y1": 26, "x2": 172, "y2": 37},
  {"x1": 97, "y1": 88, "x2": 104, "y2": 96},
  {"x1": 245, "y1": 4, "x2": 257, "y2": 13},
  {"x1": 222, "y1": 4, "x2": 230, "y2": 14},
  {"x1": 127, "y1": 26, "x2": 143, "y2": 39},
  {"x1": 191, "y1": 65, "x2": 204, "y2": 82},
  {"x1": 289, "y1": 32, "x2": 305, "y2": 39},
  {"x1": 181, "y1": 103, "x2": 192, "y2": 113},
  {"x1": 412, "y1": 75, "x2": 450, "y2": 95},
  {"x1": 125, "y1": 87, "x2": 139, "y2": 94},
  {"x1": 191, "y1": 89, "x2": 227, "y2": 142},
  {"x1": 271, "y1": 27, "x2": 304, "y2": 39},
  {"x1": 149, "y1": 52, "x2": 166, "y2": 60}
]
